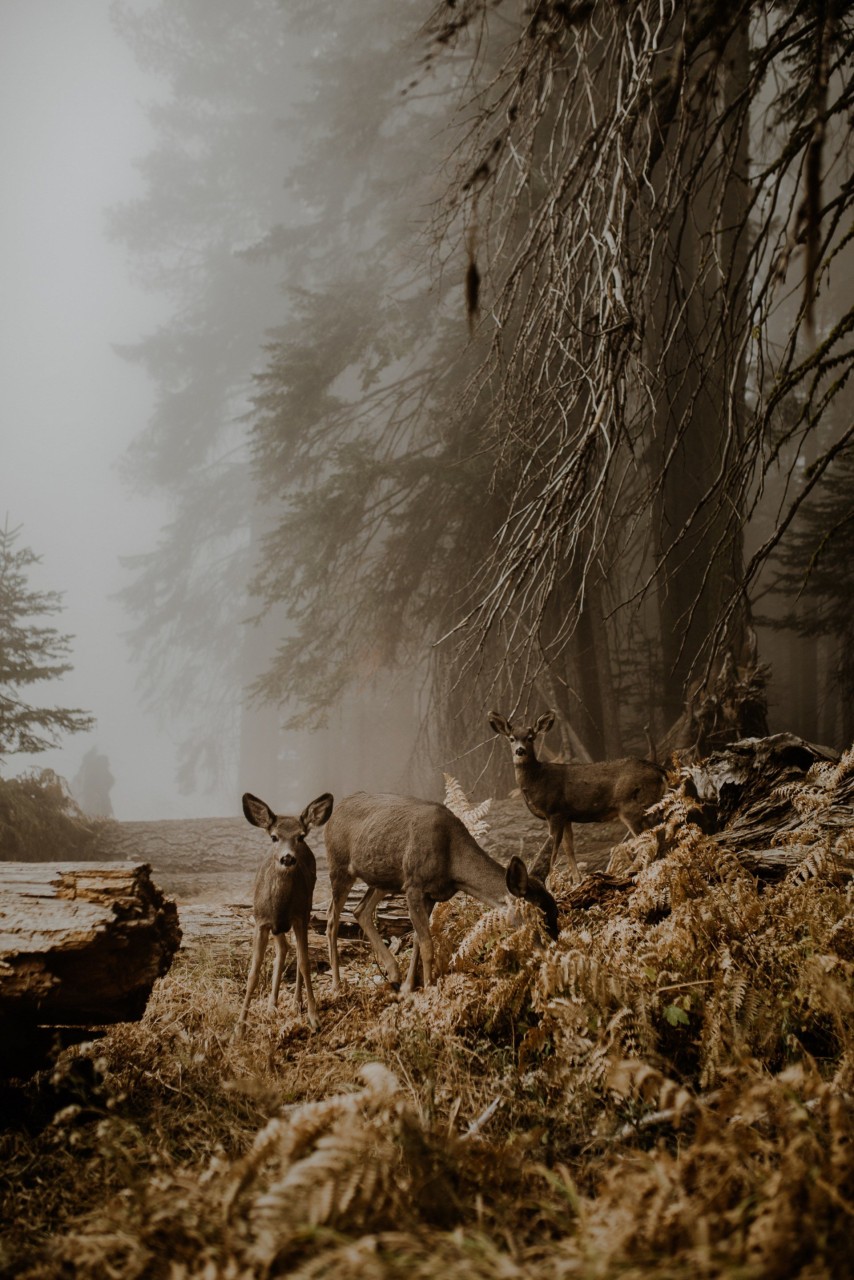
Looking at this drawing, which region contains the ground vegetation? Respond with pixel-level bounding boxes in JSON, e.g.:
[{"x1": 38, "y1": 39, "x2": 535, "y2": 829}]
[{"x1": 2, "y1": 761, "x2": 852, "y2": 1278}]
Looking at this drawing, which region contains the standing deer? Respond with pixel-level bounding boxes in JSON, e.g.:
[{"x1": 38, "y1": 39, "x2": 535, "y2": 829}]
[
  {"x1": 324, "y1": 791, "x2": 559, "y2": 995},
  {"x1": 489, "y1": 710, "x2": 666, "y2": 883},
  {"x1": 235, "y1": 791, "x2": 334, "y2": 1037}
]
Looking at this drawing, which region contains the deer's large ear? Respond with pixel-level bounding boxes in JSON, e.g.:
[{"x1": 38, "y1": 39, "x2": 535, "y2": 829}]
[
  {"x1": 301, "y1": 793, "x2": 334, "y2": 831},
  {"x1": 489, "y1": 711, "x2": 511, "y2": 736},
  {"x1": 243, "y1": 792, "x2": 275, "y2": 830},
  {"x1": 505, "y1": 854, "x2": 530, "y2": 898},
  {"x1": 535, "y1": 710, "x2": 556, "y2": 735}
]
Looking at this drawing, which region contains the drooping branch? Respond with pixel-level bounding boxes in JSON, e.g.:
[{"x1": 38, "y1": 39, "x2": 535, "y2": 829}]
[{"x1": 425, "y1": 1, "x2": 854, "y2": 713}]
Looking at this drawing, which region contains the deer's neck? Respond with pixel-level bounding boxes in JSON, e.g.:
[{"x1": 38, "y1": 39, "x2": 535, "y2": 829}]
[{"x1": 450, "y1": 831, "x2": 507, "y2": 907}]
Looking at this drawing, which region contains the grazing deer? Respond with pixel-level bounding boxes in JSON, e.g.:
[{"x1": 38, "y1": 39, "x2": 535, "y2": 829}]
[
  {"x1": 235, "y1": 791, "x2": 334, "y2": 1037},
  {"x1": 324, "y1": 791, "x2": 559, "y2": 995},
  {"x1": 489, "y1": 710, "x2": 666, "y2": 883}
]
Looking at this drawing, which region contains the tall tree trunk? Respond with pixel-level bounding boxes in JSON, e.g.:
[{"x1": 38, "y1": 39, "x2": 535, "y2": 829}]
[{"x1": 650, "y1": 16, "x2": 752, "y2": 727}]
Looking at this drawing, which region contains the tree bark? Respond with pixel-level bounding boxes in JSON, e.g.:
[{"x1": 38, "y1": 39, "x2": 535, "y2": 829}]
[{"x1": 0, "y1": 862, "x2": 180, "y2": 1076}]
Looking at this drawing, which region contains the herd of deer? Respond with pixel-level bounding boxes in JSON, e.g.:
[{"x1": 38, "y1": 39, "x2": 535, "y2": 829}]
[{"x1": 234, "y1": 710, "x2": 667, "y2": 1037}]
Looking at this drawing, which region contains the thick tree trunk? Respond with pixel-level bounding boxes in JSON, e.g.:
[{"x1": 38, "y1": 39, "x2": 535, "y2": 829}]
[{"x1": 649, "y1": 17, "x2": 753, "y2": 724}]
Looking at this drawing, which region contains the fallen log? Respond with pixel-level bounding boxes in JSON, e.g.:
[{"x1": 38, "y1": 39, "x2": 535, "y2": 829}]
[
  {"x1": 0, "y1": 862, "x2": 181, "y2": 1078},
  {"x1": 93, "y1": 816, "x2": 250, "y2": 872},
  {"x1": 310, "y1": 888, "x2": 412, "y2": 939},
  {"x1": 607, "y1": 733, "x2": 853, "y2": 883}
]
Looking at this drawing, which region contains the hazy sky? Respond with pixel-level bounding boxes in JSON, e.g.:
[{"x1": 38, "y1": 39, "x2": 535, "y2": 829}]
[{"x1": 0, "y1": 0, "x2": 210, "y2": 818}]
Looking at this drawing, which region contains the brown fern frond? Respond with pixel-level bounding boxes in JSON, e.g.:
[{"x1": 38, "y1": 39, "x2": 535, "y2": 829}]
[
  {"x1": 608, "y1": 1058, "x2": 695, "y2": 1122},
  {"x1": 450, "y1": 903, "x2": 513, "y2": 972},
  {"x1": 443, "y1": 773, "x2": 492, "y2": 841}
]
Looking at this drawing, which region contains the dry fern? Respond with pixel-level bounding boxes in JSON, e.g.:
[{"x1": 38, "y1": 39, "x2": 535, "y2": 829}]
[
  {"x1": 442, "y1": 774, "x2": 491, "y2": 842},
  {"x1": 5, "y1": 748, "x2": 854, "y2": 1280}
]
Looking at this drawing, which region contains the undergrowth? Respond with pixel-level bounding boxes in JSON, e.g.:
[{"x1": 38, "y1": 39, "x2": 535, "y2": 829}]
[
  {"x1": 2, "y1": 772, "x2": 853, "y2": 1279},
  {"x1": 0, "y1": 769, "x2": 113, "y2": 861}
]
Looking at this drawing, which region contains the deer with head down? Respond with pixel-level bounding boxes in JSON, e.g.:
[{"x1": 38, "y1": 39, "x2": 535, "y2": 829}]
[
  {"x1": 324, "y1": 791, "x2": 559, "y2": 995},
  {"x1": 235, "y1": 790, "x2": 333, "y2": 1037},
  {"x1": 489, "y1": 710, "x2": 666, "y2": 883}
]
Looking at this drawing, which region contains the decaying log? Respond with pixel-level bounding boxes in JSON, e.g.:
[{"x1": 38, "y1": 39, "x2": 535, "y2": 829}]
[
  {"x1": 93, "y1": 815, "x2": 252, "y2": 875},
  {"x1": 608, "y1": 733, "x2": 852, "y2": 882},
  {"x1": 683, "y1": 733, "x2": 845, "y2": 848},
  {"x1": 310, "y1": 887, "x2": 412, "y2": 940},
  {"x1": 0, "y1": 862, "x2": 180, "y2": 1077},
  {"x1": 660, "y1": 633, "x2": 769, "y2": 761}
]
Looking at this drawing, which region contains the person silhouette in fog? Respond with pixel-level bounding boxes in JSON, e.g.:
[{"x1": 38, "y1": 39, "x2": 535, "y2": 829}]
[{"x1": 71, "y1": 746, "x2": 115, "y2": 818}]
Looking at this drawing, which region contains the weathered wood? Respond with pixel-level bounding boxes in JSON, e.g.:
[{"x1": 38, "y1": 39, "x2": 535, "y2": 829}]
[
  {"x1": 0, "y1": 861, "x2": 181, "y2": 1029},
  {"x1": 684, "y1": 733, "x2": 847, "y2": 858},
  {"x1": 608, "y1": 733, "x2": 852, "y2": 883},
  {"x1": 93, "y1": 815, "x2": 252, "y2": 872},
  {"x1": 310, "y1": 887, "x2": 412, "y2": 940}
]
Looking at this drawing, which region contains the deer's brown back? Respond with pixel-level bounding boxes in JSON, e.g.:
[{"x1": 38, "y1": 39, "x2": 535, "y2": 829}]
[
  {"x1": 519, "y1": 757, "x2": 664, "y2": 821},
  {"x1": 325, "y1": 791, "x2": 491, "y2": 900}
]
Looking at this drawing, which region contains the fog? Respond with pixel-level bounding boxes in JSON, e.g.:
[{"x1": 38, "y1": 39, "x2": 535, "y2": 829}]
[
  {"x1": 1, "y1": 3, "x2": 850, "y2": 825},
  {"x1": 1, "y1": 1, "x2": 191, "y2": 818}
]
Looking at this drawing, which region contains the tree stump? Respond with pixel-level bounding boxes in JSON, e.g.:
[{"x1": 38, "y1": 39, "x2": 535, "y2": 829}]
[{"x1": 0, "y1": 862, "x2": 180, "y2": 1078}]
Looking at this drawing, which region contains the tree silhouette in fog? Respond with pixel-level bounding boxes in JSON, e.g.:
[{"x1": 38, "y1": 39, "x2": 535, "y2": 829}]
[
  {"x1": 114, "y1": 0, "x2": 854, "y2": 794},
  {"x1": 0, "y1": 521, "x2": 93, "y2": 762},
  {"x1": 71, "y1": 745, "x2": 115, "y2": 818},
  {"x1": 110, "y1": 0, "x2": 312, "y2": 792}
]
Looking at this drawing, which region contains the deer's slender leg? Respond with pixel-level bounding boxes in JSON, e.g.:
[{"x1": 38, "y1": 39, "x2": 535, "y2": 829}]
[
  {"x1": 292, "y1": 917, "x2": 319, "y2": 1029},
  {"x1": 354, "y1": 886, "x2": 402, "y2": 986},
  {"x1": 401, "y1": 898, "x2": 434, "y2": 992},
  {"x1": 403, "y1": 937, "x2": 420, "y2": 992},
  {"x1": 326, "y1": 874, "x2": 356, "y2": 991},
  {"x1": 530, "y1": 834, "x2": 554, "y2": 880},
  {"x1": 236, "y1": 923, "x2": 270, "y2": 1037},
  {"x1": 269, "y1": 931, "x2": 290, "y2": 1010},
  {"x1": 560, "y1": 823, "x2": 581, "y2": 883},
  {"x1": 403, "y1": 889, "x2": 434, "y2": 992},
  {"x1": 547, "y1": 815, "x2": 567, "y2": 880}
]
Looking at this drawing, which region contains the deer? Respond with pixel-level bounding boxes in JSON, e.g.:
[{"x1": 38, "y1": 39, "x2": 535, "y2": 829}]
[
  {"x1": 324, "y1": 791, "x2": 560, "y2": 996},
  {"x1": 235, "y1": 790, "x2": 334, "y2": 1037},
  {"x1": 489, "y1": 710, "x2": 666, "y2": 884}
]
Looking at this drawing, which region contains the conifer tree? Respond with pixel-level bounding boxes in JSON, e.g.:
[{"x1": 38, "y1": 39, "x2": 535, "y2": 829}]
[{"x1": 0, "y1": 521, "x2": 93, "y2": 761}]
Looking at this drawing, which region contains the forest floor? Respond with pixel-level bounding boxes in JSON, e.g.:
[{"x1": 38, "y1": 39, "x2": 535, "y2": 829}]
[{"x1": 1, "y1": 774, "x2": 852, "y2": 1279}]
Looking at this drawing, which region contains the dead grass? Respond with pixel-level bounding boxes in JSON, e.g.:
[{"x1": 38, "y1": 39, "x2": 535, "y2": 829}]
[{"x1": 2, "y1": 792, "x2": 853, "y2": 1279}]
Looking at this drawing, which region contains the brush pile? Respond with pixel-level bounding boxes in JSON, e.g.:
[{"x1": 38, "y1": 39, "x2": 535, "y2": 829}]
[{"x1": 2, "y1": 744, "x2": 852, "y2": 1279}]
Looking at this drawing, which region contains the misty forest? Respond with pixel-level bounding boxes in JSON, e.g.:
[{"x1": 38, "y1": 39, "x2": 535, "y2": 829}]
[{"x1": 2, "y1": 2, "x2": 854, "y2": 1277}]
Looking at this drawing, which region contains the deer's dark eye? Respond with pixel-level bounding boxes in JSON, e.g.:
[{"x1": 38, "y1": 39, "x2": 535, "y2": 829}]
[{"x1": 271, "y1": 834, "x2": 279, "y2": 843}]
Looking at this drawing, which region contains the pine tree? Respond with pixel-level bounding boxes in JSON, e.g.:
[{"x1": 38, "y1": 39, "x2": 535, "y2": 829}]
[{"x1": 0, "y1": 521, "x2": 94, "y2": 761}]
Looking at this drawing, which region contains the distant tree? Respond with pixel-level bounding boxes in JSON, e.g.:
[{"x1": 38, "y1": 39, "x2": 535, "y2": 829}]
[
  {"x1": 113, "y1": 0, "x2": 508, "y2": 791},
  {"x1": 246, "y1": 1, "x2": 503, "y2": 752},
  {"x1": 764, "y1": 447, "x2": 854, "y2": 747},
  {"x1": 110, "y1": 0, "x2": 312, "y2": 793},
  {"x1": 0, "y1": 521, "x2": 94, "y2": 762}
]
